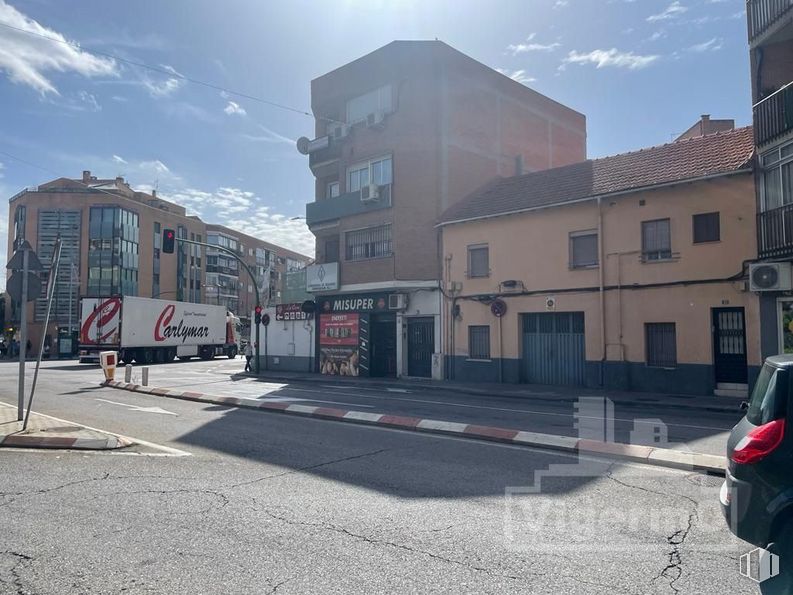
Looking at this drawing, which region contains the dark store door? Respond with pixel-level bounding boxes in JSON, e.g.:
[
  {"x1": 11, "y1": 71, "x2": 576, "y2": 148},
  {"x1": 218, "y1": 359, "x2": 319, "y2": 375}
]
[
  {"x1": 371, "y1": 313, "x2": 397, "y2": 378},
  {"x1": 407, "y1": 317, "x2": 434, "y2": 378},
  {"x1": 712, "y1": 307, "x2": 748, "y2": 384}
]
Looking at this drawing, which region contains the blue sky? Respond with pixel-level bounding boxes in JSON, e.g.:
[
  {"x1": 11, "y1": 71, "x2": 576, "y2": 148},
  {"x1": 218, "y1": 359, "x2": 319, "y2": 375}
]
[{"x1": 0, "y1": 0, "x2": 750, "y2": 275}]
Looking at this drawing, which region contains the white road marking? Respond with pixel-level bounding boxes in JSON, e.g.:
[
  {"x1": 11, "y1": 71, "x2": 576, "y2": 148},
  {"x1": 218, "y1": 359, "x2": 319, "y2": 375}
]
[
  {"x1": 386, "y1": 388, "x2": 410, "y2": 393},
  {"x1": 235, "y1": 396, "x2": 375, "y2": 408},
  {"x1": 95, "y1": 398, "x2": 178, "y2": 416}
]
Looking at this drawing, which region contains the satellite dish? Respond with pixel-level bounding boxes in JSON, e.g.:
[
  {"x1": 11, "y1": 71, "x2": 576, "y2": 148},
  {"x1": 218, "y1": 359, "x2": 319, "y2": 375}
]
[{"x1": 296, "y1": 136, "x2": 310, "y2": 155}]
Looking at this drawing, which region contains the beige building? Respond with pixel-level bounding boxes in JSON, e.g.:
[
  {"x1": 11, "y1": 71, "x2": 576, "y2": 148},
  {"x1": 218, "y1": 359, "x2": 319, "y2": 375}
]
[
  {"x1": 439, "y1": 126, "x2": 759, "y2": 396},
  {"x1": 6, "y1": 171, "x2": 309, "y2": 353}
]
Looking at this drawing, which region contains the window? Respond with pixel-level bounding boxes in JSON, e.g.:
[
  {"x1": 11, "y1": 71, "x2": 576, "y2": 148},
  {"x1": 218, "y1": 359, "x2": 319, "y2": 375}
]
[
  {"x1": 569, "y1": 230, "x2": 598, "y2": 268},
  {"x1": 645, "y1": 323, "x2": 677, "y2": 368},
  {"x1": 345, "y1": 225, "x2": 392, "y2": 260},
  {"x1": 641, "y1": 218, "x2": 672, "y2": 261},
  {"x1": 761, "y1": 140, "x2": 793, "y2": 211},
  {"x1": 468, "y1": 326, "x2": 491, "y2": 360},
  {"x1": 346, "y1": 84, "x2": 392, "y2": 124},
  {"x1": 692, "y1": 212, "x2": 720, "y2": 243},
  {"x1": 348, "y1": 156, "x2": 392, "y2": 192},
  {"x1": 327, "y1": 182, "x2": 340, "y2": 198},
  {"x1": 467, "y1": 244, "x2": 489, "y2": 278}
]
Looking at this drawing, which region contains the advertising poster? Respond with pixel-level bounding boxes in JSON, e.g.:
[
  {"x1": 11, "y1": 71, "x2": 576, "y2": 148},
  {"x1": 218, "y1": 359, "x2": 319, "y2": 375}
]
[{"x1": 319, "y1": 313, "x2": 360, "y2": 376}]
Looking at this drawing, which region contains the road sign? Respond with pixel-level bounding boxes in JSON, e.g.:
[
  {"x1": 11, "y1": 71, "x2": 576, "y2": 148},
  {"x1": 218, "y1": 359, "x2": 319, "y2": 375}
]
[
  {"x1": 6, "y1": 271, "x2": 41, "y2": 302},
  {"x1": 6, "y1": 245, "x2": 43, "y2": 272}
]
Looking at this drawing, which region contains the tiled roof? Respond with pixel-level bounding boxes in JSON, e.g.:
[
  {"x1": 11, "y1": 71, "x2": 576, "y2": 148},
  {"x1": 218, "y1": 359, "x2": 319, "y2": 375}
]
[{"x1": 439, "y1": 126, "x2": 754, "y2": 225}]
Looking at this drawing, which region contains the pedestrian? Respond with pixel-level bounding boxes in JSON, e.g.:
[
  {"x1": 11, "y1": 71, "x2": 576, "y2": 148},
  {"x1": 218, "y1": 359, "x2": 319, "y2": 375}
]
[
  {"x1": 244, "y1": 341, "x2": 253, "y2": 372},
  {"x1": 43, "y1": 343, "x2": 50, "y2": 359},
  {"x1": 25, "y1": 339, "x2": 31, "y2": 358},
  {"x1": 0, "y1": 340, "x2": 6, "y2": 359}
]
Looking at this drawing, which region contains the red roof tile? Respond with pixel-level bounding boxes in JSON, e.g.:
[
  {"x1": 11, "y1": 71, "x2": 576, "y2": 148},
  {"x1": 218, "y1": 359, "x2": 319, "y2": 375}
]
[{"x1": 439, "y1": 126, "x2": 754, "y2": 225}]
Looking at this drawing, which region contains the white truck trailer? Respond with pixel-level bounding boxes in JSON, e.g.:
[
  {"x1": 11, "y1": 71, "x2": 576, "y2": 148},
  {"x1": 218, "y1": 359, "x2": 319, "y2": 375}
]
[{"x1": 78, "y1": 296, "x2": 240, "y2": 364}]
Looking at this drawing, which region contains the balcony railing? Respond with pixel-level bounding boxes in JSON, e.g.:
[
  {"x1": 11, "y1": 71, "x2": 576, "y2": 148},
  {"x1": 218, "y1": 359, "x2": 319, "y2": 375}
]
[
  {"x1": 754, "y1": 82, "x2": 793, "y2": 146},
  {"x1": 748, "y1": 0, "x2": 793, "y2": 42},
  {"x1": 758, "y1": 203, "x2": 793, "y2": 258},
  {"x1": 306, "y1": 184, "x2": 392, "y2": 227},
  {"x1": 308, "y1": 136, "x2": 342, "y2": 171}
]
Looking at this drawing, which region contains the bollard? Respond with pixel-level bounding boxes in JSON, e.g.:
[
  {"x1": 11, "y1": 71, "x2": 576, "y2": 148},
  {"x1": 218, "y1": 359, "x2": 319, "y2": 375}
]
[
  {"x1": 125, "y1": 364, "x2": 132, "y2": 383},
  {"x1": 142, "y1": 366, "x2": 149, "y2": 386}
]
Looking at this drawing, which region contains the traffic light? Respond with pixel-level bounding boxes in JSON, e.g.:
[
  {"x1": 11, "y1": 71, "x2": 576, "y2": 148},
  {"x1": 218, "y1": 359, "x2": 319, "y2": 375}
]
[
  {"x1": 254, "y1": 305, "x2": 262, "y2": 326},
  {"x1": 162, "y1": 228, "x2": 176, "y2": 254}
]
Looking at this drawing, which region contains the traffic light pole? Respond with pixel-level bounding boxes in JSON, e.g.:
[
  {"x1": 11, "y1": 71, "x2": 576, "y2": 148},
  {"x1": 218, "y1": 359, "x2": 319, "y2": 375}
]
[{"x1": 172, "y1": 237, "x2": 262, "y2": 375}]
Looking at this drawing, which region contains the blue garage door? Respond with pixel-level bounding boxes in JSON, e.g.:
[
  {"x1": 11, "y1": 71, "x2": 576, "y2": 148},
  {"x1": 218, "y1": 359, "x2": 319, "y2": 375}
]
[{"x1": 521, "y1": 312, "x2": 585, "y2": 386}]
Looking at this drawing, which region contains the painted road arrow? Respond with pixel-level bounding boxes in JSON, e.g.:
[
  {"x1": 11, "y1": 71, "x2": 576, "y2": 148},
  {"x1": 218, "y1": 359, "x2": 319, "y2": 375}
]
[{"x1": 96, "y1": 398, "x2": 178, "y2": 416}]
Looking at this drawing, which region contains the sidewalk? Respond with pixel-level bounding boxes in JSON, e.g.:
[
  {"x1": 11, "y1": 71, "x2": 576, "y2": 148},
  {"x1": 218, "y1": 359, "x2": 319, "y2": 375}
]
[
  {"x1": 243, "y1": 369, "x2": 744, "y2": 414},
  {"x1": 0, "y1": 403, "x2": 131, "y2": 450},
  {"x1": 107, "y1": 380, "x2": 727, "y2": 475}
]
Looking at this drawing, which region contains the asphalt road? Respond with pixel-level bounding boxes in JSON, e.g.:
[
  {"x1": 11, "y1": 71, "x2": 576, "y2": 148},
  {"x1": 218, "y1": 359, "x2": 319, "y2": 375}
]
[
  {"x1": 72, "y1": 357, "x2": 743, "y2": 456},
  {"x1": 0, "y1": 358, "x2": 762, "y2": 594}
]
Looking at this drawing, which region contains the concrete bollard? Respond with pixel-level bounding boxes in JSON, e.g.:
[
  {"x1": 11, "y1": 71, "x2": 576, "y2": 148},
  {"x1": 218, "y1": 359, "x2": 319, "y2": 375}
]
[
  {"x1": 125, "y1": 364, "x2": 132, "y2": 383},
  {"x1": 142, "y1": 366, "x2": 149, "y2": 387}
]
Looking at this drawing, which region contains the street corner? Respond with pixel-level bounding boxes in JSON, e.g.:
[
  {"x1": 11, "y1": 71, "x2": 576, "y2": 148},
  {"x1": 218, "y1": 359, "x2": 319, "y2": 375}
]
[{"x1": 0, "y1": 404, "x2": 133, "y2": 451}]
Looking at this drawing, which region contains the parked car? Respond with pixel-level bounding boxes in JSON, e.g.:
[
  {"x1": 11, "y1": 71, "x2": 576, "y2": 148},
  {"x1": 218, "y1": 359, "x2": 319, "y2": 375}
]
[{"x1": 721, "y1": 356, "x2": 793, "y2": 593}]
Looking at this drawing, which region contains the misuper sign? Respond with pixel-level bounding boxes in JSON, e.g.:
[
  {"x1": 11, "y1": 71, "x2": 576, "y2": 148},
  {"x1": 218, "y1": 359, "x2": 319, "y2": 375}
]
[{"x1": 154, "y1": 304, "x2": 211, "y2": 343}]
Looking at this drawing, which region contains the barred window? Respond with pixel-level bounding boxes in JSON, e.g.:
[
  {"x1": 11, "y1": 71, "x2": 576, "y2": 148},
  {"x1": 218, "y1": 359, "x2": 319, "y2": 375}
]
[
  {"x1": 346, "y1": 225, "x2": 392, "y2": 261},
  {"x1": 645, "y1": 323, "x2": 677, "y2": 368},
  {"x1": 642, "y1": 218, "x2": 672, "y2": 261},
  {"x1": 468, "y1": 325, "x2": 491, "y2": 359}
]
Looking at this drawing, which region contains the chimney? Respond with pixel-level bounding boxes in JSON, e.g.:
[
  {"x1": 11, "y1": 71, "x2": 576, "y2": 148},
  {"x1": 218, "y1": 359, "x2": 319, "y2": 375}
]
[
  {"x1": 515, "y1": 154, "x2": 524, "y2": 176},
  {"x1": 700, "y1": 114, "x2": 710, "y2": 134},
  {"x1": 82, "y1": 170, "x2": 91, "y2": 182},
  {"x1": 115, "y1": 176, "x2": 124, "y2": 186},
  {"x1": 151, "y1": 189, "x2": 157, "y2": 198}
]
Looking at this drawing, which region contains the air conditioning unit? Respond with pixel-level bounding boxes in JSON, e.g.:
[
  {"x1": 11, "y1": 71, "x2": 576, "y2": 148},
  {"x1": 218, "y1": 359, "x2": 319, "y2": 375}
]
[
  {"x1": 750, "y1": 263, "x2": 793, "y2": 292},
  {"x1": 366, "y1": 112, "x2": 385, "y2": 128},
  {"x1": 331, "y1": 124, "x2": 349, "y2": 139},
  {"x1": 388, "y1": 294, "x2": 407, "y2": 310},
  {"x1": 360, "y1": 184, "x2": 380, "y2": 202}
]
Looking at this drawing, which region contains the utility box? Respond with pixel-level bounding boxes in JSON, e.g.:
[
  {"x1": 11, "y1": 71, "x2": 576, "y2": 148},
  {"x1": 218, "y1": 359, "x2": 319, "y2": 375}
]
[{"x1": 100, "y1": 351, "x2": 117, "y2": 381}]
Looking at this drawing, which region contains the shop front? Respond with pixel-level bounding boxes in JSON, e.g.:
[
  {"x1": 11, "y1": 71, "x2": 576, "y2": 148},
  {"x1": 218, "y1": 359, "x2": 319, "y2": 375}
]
[{"x1": 316, "y1": 292, "x2": 397, "y2": 378}]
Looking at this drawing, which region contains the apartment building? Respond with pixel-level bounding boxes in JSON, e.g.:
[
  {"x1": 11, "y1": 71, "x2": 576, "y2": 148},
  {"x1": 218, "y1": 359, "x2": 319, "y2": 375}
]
[
  {"x1": 439, "y1": 126, "x2": 759, "y2": 396},
  {"x1": 6, "y1": 171, "x2": 308, "y2": 352},
  {"x1": 302, "y1": 40, "x2": 586, "y2": 379},
  {"x1": 746, "y1": 2, "x2": 793, "y2": 360},
  {"x1": 205, "y1": 223, "x2": 310, "y2": 329}
]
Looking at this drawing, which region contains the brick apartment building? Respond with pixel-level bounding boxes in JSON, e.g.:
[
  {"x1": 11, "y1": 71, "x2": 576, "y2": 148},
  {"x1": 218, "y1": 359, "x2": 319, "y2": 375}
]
[
  {"x1": 746, "y1": 2, "x2": 793, "y2": 361},
  {"x1": 301, "y1": 40, "x2": 586, "y2": 379},
  {"x1": 6, "y1": 171, "x2": 309, "y2": 353}
]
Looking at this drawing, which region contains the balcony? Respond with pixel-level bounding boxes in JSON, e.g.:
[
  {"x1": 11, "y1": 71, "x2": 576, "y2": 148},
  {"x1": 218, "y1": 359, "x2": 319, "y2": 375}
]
[
  {"x1": 754, "y1": 82, "x2": 793, "y2": 146},
  {"x1": 306, "y1": 184, "x2": 392, "y2": 227},
  {"x1": 758, "y1": 204, "x2": 793, "y2": 258},
  {"x1": 308, "y1": 136, "x2": 342, "y2": 174},
  {"x1": 748, "y1": 0, "x2": 793, "y2": 44}
]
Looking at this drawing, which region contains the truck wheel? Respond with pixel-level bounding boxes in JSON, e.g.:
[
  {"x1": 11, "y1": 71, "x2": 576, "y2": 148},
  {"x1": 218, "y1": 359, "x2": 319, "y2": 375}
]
[
  {"x1": 762, "y1": 516, "x2": 793, "y2": 595},
  {"x1": 227, "y1": 346, "x2": 237, "y2": 359},
  {"x1": 166, "y1": 348, "x2": 177, "y2": 362},
  {"x1": 177, "y1": 356, "x2": 191, "y2": 361},
  {"x1": 119, "y1": 351, "x2": 131, "y2": 365},
  {"x1": 199, "y1": 346, "x2": 213, "y2": 360}
]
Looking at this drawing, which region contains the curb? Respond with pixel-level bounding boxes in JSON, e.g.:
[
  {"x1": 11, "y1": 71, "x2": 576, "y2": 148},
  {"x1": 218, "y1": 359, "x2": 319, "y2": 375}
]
[
  {"x1": 0, "y1": 432, "x2": 132, "y2": 450},
  {"x1": 240, "y1": 372, "x2": 742, "y2": 414},
  {"x1": 106, "y1": 381, "x2": 726, "y2": 475}
]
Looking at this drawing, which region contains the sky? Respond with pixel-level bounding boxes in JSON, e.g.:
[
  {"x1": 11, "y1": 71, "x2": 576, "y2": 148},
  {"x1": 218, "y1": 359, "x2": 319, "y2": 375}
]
[{"x1": 0, "y1": 0, "x2": 751, "y2": 283}]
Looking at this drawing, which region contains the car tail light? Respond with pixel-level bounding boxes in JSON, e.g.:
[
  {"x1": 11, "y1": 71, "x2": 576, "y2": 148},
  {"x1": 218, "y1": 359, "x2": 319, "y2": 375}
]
[{"x1": 731, "y1": 419, "x2": 785, "y2": 464}]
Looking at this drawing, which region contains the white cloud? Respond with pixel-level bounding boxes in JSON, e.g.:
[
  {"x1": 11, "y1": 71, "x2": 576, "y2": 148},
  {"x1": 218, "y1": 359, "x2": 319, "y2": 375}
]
[
  {"x1": 562, "y1": 48, "x2": 659, "y2": 70},
  {"x1": 223, "y1": 100, "x2": 246, "y2": 116},
  {"x1": 142, "y1": 64, "x2": 183, "y2": 98},
  {"x1": 496, "y1": 68, "x2": 536, "y2": 85},
  {"x1": 77, "y1": 90, "x2": 101, "y2": 111},
  {"x1": 554, "y1": 0, "x2": 569, "y2": 7},
  {"x1": 241, "y1": 124, "x2": 294, "y2": 145},
  {"x1": 647, "y1": 1, "x2": 688, "y2": 21},
  {"x1": 111, "y1": 95, "x2": 128, "y2": 102},
  {"x1": 506, "y1": 41, "x2": 561, "y2": 54},
  {"x1": 0, "y1": 0, "x2": 117, "y2": 94},
  {"x1": 138, "y1": 159, "x2": 170, "y2": 174},
  {"x1": 688, "y1": 37, "x2": 724, "y2": 52},
  {"x1": 647, "y1": 30, "x2": 666, "y2": 42},
  {"x1": 0, "y1": 161, "x2": 4, "y2": 178},
  {"x1": 112, "y1": 154, "x2": 127, "y2": 165},
  {"x1": 224, "y1": 210, "x2": 314, "y2": 258}
]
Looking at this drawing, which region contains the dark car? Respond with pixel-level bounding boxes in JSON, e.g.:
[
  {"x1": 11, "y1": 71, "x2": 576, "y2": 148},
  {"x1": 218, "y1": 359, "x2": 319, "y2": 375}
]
[{"x1": 722, "y1": 356, "x2": 793, "y2": 592}]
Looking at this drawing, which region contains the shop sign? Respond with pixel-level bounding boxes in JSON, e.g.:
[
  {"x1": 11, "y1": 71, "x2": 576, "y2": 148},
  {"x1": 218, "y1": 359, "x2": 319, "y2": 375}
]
[
  {"x1": 319, "y1": 313, "x2": 360, "y2": 376},
  {"x1": 276, "y1": 303, "x2": 311, "y2": 321},
  {"x1": 316, "y1": 292, "x2": 392, "y2": 313}
]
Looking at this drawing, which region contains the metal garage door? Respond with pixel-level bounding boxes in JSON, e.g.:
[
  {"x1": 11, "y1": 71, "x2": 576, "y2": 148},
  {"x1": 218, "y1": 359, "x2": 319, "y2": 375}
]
[{"x1": 521, "y1": 312, "x2": 585, "y2": 386}]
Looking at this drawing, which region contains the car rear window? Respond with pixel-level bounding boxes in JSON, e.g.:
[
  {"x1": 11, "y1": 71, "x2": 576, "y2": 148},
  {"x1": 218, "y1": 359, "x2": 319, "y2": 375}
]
[{"x1": 746, "y1": 364, "x2": 786, "y2": 426}]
